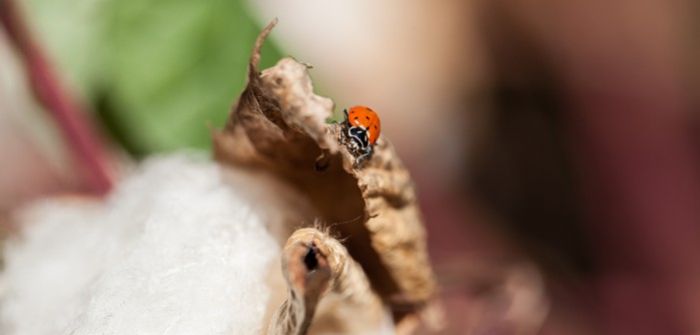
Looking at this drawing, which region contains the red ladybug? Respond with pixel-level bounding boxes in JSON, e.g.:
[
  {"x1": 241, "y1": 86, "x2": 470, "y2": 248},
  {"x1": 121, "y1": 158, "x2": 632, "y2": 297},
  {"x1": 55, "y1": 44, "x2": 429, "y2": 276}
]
[{"x1": 341, "y1": 105, "x2": 381, "y2": 165}]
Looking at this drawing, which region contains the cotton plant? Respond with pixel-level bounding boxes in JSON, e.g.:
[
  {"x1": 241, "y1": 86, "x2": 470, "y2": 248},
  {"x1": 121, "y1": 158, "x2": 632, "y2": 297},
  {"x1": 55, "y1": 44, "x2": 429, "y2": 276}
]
[{"x1": 0, "y1": 21, "x2": 438, "y2": 335}]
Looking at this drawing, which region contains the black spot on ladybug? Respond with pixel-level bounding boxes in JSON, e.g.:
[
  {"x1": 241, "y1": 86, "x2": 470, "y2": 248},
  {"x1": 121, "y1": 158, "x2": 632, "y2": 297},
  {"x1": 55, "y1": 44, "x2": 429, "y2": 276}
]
[
  {"x1": 365, "y1": 116, "x2": 370, "y2": 120},
  {"x1": 354, "y1": 117, "x2": 359, "y2": 120}
]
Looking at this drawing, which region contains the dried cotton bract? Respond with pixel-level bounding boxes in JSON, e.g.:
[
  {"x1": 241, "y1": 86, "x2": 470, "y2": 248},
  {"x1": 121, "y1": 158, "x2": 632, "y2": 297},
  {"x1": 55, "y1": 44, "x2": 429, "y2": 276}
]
[
  {"x1": 269, "y1": 228, "x2": 392, "y2": 335},
  {"x1": 214, "y1": 19, "x2": 439, "y2": 331}
]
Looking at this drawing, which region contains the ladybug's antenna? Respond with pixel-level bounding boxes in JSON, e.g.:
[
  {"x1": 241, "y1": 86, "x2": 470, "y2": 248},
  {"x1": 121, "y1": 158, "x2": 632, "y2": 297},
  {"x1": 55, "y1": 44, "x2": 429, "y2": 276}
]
[{"x1": 326, "y1": 213, "x2": 365, "y2": 230}]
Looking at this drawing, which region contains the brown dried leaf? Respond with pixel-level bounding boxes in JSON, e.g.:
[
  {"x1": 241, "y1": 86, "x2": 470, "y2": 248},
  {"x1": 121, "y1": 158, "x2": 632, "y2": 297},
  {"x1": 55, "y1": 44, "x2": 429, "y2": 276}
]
[
  {"x1": 268, "y1": 228, "x2": 386, "y2": 335},
  {"x1": 213, "y1": 19, "x2": 437, "y2": 323}
]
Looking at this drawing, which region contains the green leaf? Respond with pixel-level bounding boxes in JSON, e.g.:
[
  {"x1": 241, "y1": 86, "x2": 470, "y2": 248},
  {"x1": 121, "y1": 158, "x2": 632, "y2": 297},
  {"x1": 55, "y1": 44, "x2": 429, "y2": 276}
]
[
  {"x1": 25, "y1": 0, "x2": 283, "y2": 155},
  {"x1": 100, "y1": 0, "x2": 282, "y2": 154}
]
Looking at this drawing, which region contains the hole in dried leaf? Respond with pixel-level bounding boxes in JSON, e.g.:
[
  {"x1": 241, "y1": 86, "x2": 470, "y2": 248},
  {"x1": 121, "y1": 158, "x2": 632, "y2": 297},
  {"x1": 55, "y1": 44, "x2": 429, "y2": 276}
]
[
  {"x1": 314, "y1": 153, "x2": 330, "y2": 172},
  {"x1": 304, "y1": 244, "x2": 319, "y2": 271}
]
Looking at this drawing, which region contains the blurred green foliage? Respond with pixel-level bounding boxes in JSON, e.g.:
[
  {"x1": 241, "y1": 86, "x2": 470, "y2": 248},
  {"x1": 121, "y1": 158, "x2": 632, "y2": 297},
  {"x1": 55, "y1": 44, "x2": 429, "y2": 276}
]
[{"x1": 26, "y1": 0, "x2": 282, "y2": 155}]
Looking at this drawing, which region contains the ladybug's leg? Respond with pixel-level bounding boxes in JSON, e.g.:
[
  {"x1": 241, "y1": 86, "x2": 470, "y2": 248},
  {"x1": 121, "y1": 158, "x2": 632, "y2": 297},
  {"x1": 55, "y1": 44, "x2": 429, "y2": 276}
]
[
  {"x1": 354, "y1": 146, "x2": 373, "y2": 167},
  {"x1": 338, "y1": 124, "x2": 346, "y2": 142},
  {"x1": 339, "y1": 121, "x2": 350, "y2": 146}
]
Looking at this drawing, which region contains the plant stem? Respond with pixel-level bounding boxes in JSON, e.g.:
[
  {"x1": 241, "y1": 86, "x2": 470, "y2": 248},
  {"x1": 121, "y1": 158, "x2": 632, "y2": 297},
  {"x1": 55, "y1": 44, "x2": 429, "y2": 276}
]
[{"x1": 0, "y1": 0, "x2": 113, "y2": 195}]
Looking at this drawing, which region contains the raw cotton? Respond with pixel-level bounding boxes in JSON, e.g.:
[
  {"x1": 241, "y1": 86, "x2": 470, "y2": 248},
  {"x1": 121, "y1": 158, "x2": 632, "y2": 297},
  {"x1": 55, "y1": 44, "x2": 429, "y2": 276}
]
[{"x1": 0, "y1": 154, "x2": 280, "y2": 335}]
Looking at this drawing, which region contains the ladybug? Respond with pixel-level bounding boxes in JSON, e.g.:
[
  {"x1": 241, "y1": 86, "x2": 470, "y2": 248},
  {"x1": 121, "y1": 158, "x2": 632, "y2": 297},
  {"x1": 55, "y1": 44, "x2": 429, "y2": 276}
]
[{"x1": 340, "y1": 105, "x2": 381, "y2": 165}]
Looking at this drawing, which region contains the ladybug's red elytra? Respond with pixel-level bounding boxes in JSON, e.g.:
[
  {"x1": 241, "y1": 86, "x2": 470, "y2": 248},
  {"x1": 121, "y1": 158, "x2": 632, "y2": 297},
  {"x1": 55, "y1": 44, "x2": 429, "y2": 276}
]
[{"x1": 340, "y1": 105, "x2": 381, "y2": 165}]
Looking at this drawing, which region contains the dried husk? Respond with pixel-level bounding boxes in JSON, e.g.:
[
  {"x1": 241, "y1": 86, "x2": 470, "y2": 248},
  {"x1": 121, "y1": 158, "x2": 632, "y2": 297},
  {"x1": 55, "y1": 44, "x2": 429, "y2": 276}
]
[
  {"x1": 213, "y1": 19, "x2": 437, "y2": 329},
  {"x1": 268, "y1": 228, "x2": 386, "y2": 335}
]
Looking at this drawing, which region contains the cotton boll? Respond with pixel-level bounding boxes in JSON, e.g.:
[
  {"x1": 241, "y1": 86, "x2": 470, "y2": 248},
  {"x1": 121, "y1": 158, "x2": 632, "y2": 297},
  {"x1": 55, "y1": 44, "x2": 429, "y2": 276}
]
[
  {"x1": 0, "y1": 200, "x2": 106, "y2": 335},
  {"x1": 0, "y1": 154, "x2": 281, "y2": 335}
]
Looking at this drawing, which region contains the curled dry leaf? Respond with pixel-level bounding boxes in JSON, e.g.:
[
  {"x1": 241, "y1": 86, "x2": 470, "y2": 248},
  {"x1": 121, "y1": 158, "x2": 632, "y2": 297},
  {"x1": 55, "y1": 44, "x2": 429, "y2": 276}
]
[
  {"x1": 268, "y1": 228, "x2": 386, "y2": 335},
  {"x1": 213, "y1": 19, "x2": 437, "y2": 327}
]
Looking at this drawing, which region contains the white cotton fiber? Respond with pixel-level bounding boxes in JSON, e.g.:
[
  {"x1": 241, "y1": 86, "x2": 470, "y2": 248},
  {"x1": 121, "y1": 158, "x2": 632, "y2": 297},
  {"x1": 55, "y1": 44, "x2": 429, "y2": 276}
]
[{"x1": 0, "y1": 154, "x2": 280, "y2": 335}]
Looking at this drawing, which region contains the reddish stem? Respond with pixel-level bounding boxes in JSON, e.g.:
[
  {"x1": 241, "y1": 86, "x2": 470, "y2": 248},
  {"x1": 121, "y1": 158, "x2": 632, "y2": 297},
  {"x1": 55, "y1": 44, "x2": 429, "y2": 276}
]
[{"x1": 0, "y1": 0, "x2": 113, "y2": 195}]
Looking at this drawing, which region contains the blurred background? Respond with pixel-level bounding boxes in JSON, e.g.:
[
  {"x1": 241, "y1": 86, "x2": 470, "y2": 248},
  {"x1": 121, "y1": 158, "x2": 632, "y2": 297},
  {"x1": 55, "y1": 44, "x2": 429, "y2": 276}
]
[{"x1": 1, "y1": 0, "x2": 699, "y2": 334}]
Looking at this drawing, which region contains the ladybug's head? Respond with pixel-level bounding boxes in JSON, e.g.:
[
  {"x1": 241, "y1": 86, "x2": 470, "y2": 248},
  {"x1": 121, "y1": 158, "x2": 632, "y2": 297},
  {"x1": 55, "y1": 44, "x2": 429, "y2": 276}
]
[{"x1": 348, "y1": 125, "x2": 370, "y2": 149}]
